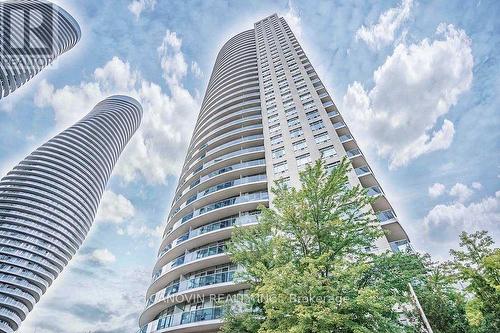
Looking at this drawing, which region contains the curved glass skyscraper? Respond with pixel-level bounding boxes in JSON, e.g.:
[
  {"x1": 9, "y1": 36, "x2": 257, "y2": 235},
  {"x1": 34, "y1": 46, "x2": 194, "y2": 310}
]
[
  {"x1": 0, "y1": 95, "x2": 142, "y2": 332},
  {"x1": 139, "y1": 14, "x2": 410, "y2": 333},
  {"x1": 0, "y1": 0, "x2": 81, "y2": 99}
]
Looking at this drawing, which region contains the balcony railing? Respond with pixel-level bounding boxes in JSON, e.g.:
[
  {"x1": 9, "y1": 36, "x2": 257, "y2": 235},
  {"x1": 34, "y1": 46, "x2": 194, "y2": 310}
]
[
  {"x1": 366, "y1": 186, "x2": 383, "y2": 197},
  {"x1": 159, "y1": 213, "x2": 258, "y2": 258},
  {"x1": 174, "y1": 191, "x2": 268, "y2": 229},
  {"x1": 171, "y1": 174, "x2": 266, "y2": 218},
  {"x1": 147, "y1": 270, "x2": 237, "y2": 308},
  {"x1": 339, "y1": 134, "x2": 353, "y2": 143},
  {"x1": 377, "y1": 209, "x2": 396, "y2": 223},
  {"x1": 153, "y1": 242, "x2": 230, "y2": 281},
  {"x1": 346, "y1": 148, "x2": 362, "y2": 158},
  {"x1": 354, "y1": 166, "x2": 371, "y2": 177},
  {"x1": 150, "y1": 307, "x2": 223, "y2": 331}
]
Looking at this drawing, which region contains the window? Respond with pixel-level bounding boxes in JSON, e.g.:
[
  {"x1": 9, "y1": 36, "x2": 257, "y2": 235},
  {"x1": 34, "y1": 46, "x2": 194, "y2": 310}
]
[
  {"x1": 283, "y1": 99, "x2": 294, "y2": 108},
  {"x1": 268, "y1": 113, "x2": 279, "y2": 124},
  {"x1": 310, "y1": 120, "x2": 325, "y2": 131},
  {"x1": 290, "y1": 127, "x2": 304, "y2": 138},
  {"x1": 320, "y1": 146, "x2": 337, "y2": 158},
  {"x1": 303, "y1": 100, "x2": 315, "y2": 109},
  {"x1": 296, "y1": 154, "x2": 311, "y2": 167},
  {"x1": 269, "y1": 123, "x2": 281, "y2": 133},
  {"x1": 314, "y1": 132, "x2": 330, "y2": 144},
  {"x1": 273, "y1": 161, "x2": 288, "y2": 174},
  {"x1": 300, "y1": 93, "x2": 312, "y2": 102},
  {"x1": 287, "y1": 116, "x2": 300, "y2": 127},
  {"x1": 272, "y1": 147, "x2": 285, "y2": 159},
  {"x1": 306, "y1": 110, "x2": 320, "y2": 121},
  {"x1": 285, "y1": 107, "x2": 297, "y2": 118},
  {"x1": 276, "y1": 177, "x2": 291, "y2": 188},
  {"x1": 271, "y1": 134, "x2": 283, "y2": 146},
  {"x1": 293, "y1": 140, "x2": 307, "y2": 152},
  {"x1": 267, "y1": 105, "x2": 277, "y2": 114}
]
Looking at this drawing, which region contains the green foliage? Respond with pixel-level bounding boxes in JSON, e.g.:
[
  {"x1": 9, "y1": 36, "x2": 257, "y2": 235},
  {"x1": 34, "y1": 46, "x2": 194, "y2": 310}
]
[
  {"x1": 413, "y1": 260, "x2": 471, "y2": 333},
  {"x1": 222, "y1": 159, "x2": 425, "y2": 333},
  {"x1": 449, "y1": 231, "x2": 500, "y2": 332}
]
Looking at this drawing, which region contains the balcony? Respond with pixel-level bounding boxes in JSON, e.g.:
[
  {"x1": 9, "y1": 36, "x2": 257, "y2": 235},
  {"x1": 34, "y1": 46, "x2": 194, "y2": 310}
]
[
  {"x1": 366, "y1": 186, "x2": 383, "y2": 197},
  {"x1": 145, "y1": 269, "x2": 237, "y2": 312},
  {"x1": 346, "y1": 148, "x2": 362, "y2": 158},
  {"x1": 141, "y1": 307, "x2": 223, "y2": 333},
  {"x1": 159, "y1": 213, "x2": 258, "y2": 259},
  {"x1": 390, "y1": 239, "x2": 411, "y2": 253},
  {"x1": 323, "y1": 101, "x2": 334, "y2": 108},
  {"x1": 377, "y1": 210, "x2": 396, "y2": 224},
  {"x1": 152, "y1": 242, "x2": 228, "y2": 283},
  {"x1": 332, "y1": 121, "x2": 346, "y2": 129},
  {"x1": 339, "y1": 134, "x2": 353, "y2": 143},
  {"x1": 168, "y1": 191, "x2": 268, "y2": 235},
  {"x1": 354, "y1": 166, "x2": 371, "y2": 177},
  {"x1": 327, "y1": 110, "x2": 339, "y2": 118}
]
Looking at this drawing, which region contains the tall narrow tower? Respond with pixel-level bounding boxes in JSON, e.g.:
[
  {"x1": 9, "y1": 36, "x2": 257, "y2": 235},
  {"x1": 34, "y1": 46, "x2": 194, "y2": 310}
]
[
  {"x1": 0, "y1": 95, "x2": 142, "y2": 332},
  {"x1": 0, "y1": 0, "x2": 81, "y2": 99},
  {"x1": 139, "y1": 14, "x2": 409, "y2": 333}
]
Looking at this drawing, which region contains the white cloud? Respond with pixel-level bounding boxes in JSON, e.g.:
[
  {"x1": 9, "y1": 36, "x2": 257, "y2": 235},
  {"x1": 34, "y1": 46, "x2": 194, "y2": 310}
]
[
  {"x1": 343, "y1": 23, "x2": 473, "y2": 169},
  {"x1": 472, "y1": 182, "x2": 483, "y2": 190},
  {"x1": 356, "y1": 0, "x2": 413, "y2": 49},
  {"x1": 423, "y1": 191, "x2": 500, "y2": 244},
  {"x1": 283, "y1": 0, "x2": 302, "y2": 41},
  {"x1": 21, "y1": 261, "x2": 149, "y2": 332},
  {"x1": 95, "y1": 190, "x2": 135, "y2": 224},
  {"x1": 428, "y1": 183, "x2": 446, "y2": 198},
  {"x1": 117, "y1": 221, "x2": 164, "y2": 248},
  {"x1": 128, "y1": 0, "x2": 157, "y2": 20},
  {"x1": 34, "y1": 30, "x2": 200, "y2": 184},
  {"x1": 158, "y1": 30, "x2": 188, "y2": 85},
  {"x1": 90, "y1": 248, "x2": 116, "y2": 265},
  {"x1": 190, "y1": 61, "x2": 203, "y2": 78},
  {"x1": 449, "y1": 182, "x2": 474, "y2": 203}
]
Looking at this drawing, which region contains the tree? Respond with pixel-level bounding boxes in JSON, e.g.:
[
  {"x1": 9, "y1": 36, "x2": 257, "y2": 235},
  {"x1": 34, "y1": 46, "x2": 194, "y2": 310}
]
[
  {"x1": 413, "y1": 260, "x2": 471, "y2": 333},
  {"x1": 222, "y1": 159, "x2": 425, "y2": 333},
  {"x1": 449, "y1": 231, "x2": 500, "y2": 332}
]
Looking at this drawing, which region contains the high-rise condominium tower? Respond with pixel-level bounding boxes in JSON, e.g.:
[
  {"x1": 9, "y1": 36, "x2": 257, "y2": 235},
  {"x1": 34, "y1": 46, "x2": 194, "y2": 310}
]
[
  {"x1": 0, "y1": 96, "x2": 142, "y2": 332},
  {"x1": 139, "y1": 14, "x2": 409, "y2": 333},
  {"x1": 0, "y1": 0, "x2": 81, "y2": 99}
]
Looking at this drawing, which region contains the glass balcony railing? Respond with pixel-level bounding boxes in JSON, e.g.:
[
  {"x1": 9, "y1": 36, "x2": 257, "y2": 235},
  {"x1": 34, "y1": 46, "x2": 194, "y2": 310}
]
[
  {"x1": 204, "y1": 134, "x2": 264, "y2": 161},
  {"x1": 366, "y1": 186, "x2": 383, "y2": 197},
  {"x1": 0, "y1": 294, "x2": 29, "y2": 314},
  {"x1": 171, "y1": 174, "x2": 266, "y2": 218},
  {"x1": 159, "y1": 213, "x2": 258, "y2": 257},
  {"x1": 0, "y1": 307, "x2": 20, "y2": 325},
  {"x1": 152, "y1": 307, "x2": 223, "y2": 331},
  {"x1": 332, "y1": 121, "x2": 345, "y2": 129},
  {"x1": 328, "y1": 110, "x2": 339, "y2": 118},
  {"x1": 0, "y1": 273, "x2": 42, "y2": 295},
  {"x1": 390, "y1": 239, "x2": 410, "y2": 253},
  {"x1": 175, "y1": 191, "x2": 268, "y2": 228},
  {"x1": 198, "y1": 146, "x2": 265, "y2": 172},
  {"x1": 377, "y1": 209, "x2": 396, "y2": 223},
  {"x1": 0, "y1": 283, "x2": 36, "y2": 304},
  {"x1": 147, "y1": 270, "x2": 237, "y2": 308},
  {"x1": 346, "y1": 148, "x2": 362, "y2": 158},
  {"x1": 339, "y1": 134, "x2": 353, "y2": 143},
  {"x1": 153, "y1": 243, "x2": 230, "y2": 281},
  {"x1": 354, "y1": 166, "x2": 371, "y2": 177}
]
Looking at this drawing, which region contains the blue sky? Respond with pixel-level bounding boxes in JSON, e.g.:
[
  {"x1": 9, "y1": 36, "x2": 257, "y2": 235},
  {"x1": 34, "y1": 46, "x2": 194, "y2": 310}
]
[{"x1": 0, "y1": 0, "x2": 498, "y2": 332}]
